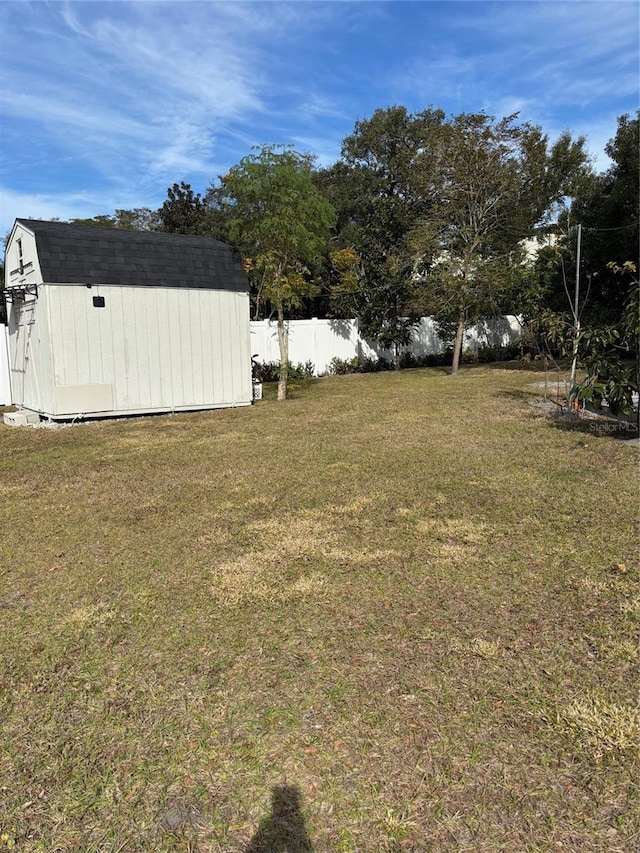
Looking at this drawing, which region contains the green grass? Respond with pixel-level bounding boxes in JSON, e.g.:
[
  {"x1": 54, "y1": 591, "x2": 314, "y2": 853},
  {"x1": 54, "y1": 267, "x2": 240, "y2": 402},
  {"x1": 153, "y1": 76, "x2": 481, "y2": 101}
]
[{"x1": 1, "y1": 365, "x2": 638, "y2": 852}]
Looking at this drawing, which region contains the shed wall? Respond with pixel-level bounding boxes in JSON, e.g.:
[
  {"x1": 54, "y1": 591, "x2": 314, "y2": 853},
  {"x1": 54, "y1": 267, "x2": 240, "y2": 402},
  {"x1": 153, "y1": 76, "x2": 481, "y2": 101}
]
[
  {"x1": 0, "y1": 325, "x2": 12, "y2": 405},
  {"x1": 14, "y1": 284, "x2": 251, "y2": 417},
  {"x1": 8, "y1": 292, "x2": 55, "y2": 413},
  {"x1": 5, "y1": 223, "x2": 42, "y2": 289}
]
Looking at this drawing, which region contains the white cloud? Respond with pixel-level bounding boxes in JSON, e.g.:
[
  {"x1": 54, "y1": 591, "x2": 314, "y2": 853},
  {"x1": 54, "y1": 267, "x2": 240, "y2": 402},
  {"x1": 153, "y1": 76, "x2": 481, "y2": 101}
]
[
  {"x1": 0, "y1": 0, "x2": 635, "y2": 230},
  {"x1": 473, "y1": 1, "x2": 638, "y2": 105},
  {"x1": 288, "y1": 134, "x2": 342, "y2": 167},
  {"x1": 0, "y1": 187, "x2": 105, "y2": 236},
  {"x1": 389, "y1": 0, "x2": 637, "y2": 171},
  {"x1": 2, "y1": 1, "x2": 275, "y2": 189}
]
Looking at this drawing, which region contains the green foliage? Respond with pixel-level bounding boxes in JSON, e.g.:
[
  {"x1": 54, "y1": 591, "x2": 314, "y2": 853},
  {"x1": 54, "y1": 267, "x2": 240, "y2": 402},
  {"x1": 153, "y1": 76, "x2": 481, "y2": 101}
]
[
  {"x1": 112, "y1": 208, "x2": 162, "y2": 231},
  {"x1": 328, "y1": 344, "x2": 518, "y2": 375},
  {"x1": 410, "y1": 112, "x2": 589, "y2": 373},
  {"x1": 516, "y1": 127, "x2": 592, "y2": 229},
  {"x1": 329, "y1": 355, "x2": 392, "y2": 375},
  {"x1": 573, "y1": 333, "x2": 635, "y2": 415},
  {"x1": 253, "y1": 360, "x2": 315, "y2": 382},
  {"x1": 69, "y1": 213, "x2": 120, "y2": 228},
  {"x1": 328, "y1": 247, "x2": 362, "y2": 315},
  {"x1": 398, "y1": 351, "x2": 448, "y2": 369},
  {"x1": 215, "y1": 146, "x2": 335, "y2": 309},
  {"x1": 69, "y1": 208, "x2": 161, "y2": 231},
  {"x1": 320, "y1": 107, "x2": 589, "y2": 373},
  {"x1": 159, "y1": 181, "x2": 208, "y2": 235},
  {"x1": 476, "y1": 342, "x2": 521, "y2": 363},
  {"x1": 211, "y1": 145, "x2": 334, "y2": 399},
  {"x1": 328, "y1": 356, "x2": 363, "y2": 375},
  {"x1": 540, "y1": 112, "x2": 639, "y2": 325},
  {"x1": 320, "y1": 107, "x2": 445, "y2": 350},
  {"x1": 530, "y1": 261, "x2": 639, "y2": 421},
  {"x1": 520, "y1": 243, "x2": 567, "y2": 318},
  {"x1": 573, "y1": 268, "x2": 639, "y2": 419}
]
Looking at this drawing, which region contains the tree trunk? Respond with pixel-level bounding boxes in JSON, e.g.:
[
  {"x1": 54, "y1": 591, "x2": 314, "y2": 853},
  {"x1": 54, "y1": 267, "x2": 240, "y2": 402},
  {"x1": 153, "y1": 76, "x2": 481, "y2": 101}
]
[
  {"x1": 451, "y1": 305, "x2": 465, "y2": 376},
  {"x1": 276, "y1": 303, "x2": 289, "y2": 401},
  {"x1": 568, "y1": 318, "x2": 580, "y2": 401},
  {"x1": 635, "y1": 321, "x2": 640, "y2": 436}
]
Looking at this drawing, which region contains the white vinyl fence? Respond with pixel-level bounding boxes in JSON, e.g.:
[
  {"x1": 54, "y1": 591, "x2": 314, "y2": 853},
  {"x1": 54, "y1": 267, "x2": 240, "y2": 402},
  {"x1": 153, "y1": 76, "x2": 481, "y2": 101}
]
[
  {"x1": 250, "y1": 316, "x2": 522, "y2": 376},
  {"x1": 0, "y1": 316, "x2": 522, "y2": 407}
]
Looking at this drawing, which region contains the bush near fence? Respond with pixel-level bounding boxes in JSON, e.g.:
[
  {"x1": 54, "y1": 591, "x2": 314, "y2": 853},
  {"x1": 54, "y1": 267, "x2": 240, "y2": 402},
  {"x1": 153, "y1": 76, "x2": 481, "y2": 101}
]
[{"x1": 250, "y1": 316, "x2": 522, "y2": 377}]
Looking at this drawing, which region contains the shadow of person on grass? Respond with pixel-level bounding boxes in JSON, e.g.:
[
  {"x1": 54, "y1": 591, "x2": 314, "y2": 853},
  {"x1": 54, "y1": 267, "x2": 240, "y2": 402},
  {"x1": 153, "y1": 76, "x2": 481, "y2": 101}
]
[{"x1": 245, "y1": 784, "x2": 313, "y2": 852}]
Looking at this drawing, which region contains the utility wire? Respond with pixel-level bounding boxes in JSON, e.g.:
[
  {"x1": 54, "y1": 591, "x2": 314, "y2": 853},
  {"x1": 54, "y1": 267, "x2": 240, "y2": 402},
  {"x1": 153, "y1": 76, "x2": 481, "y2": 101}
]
[{"x1": 581, "y1": 223, "x2": 638, "y2": 233}]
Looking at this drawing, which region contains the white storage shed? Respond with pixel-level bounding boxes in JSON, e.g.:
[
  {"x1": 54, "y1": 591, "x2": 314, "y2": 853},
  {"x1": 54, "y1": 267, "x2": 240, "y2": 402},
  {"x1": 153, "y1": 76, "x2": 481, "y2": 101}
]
[{"x1": 4, "y1": 219, "x2": 253, "y2": 420}]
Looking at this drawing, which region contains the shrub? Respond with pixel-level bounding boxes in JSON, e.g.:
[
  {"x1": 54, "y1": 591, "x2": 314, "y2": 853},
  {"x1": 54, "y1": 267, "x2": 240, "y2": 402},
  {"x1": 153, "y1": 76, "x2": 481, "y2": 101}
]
[
  {"x1": 361, "y1": 356, "x2": 392, "y2": 373},
  {"x1": 251, "y1": 360, "x2": 316, "y2": 382},
  {"x1": 294, "y1": 360, "x2": 316, "y2": 379},
  {"x1": 329, "y1": 357, "x2": 362, "y2": 375},
  {"x1": 399, "y1": 352, "x2": 419, "y2": 370},
  {"x1": 328, "y1": 356, "x2": 395, "y2": 375},
  {"x1": 252, "y1": 360, "x2": 281, "y2": 382},
  {"x1": 476, "y1": 342, "x2": 521, "y2": 363}
]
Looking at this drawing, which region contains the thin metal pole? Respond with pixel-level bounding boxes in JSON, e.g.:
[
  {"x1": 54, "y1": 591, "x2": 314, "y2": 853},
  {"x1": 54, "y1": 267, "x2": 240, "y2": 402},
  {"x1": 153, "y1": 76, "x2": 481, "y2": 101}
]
[{"x1": 569, "y1": 224, "x2": 582, "y2": 394}]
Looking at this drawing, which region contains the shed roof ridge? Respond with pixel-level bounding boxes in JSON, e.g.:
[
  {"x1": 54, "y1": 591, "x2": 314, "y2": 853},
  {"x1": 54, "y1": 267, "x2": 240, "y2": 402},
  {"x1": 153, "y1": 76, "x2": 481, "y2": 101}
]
[
  {"x1": 16, "y1": 218, "x2": 227, "y2": 245},
  {"x1": 12, "y1": 218, "x2": 247, "y2": 292}
]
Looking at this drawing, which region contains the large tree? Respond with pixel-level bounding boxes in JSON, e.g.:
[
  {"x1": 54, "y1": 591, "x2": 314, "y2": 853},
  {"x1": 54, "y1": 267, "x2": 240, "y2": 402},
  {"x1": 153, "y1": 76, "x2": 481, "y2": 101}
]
[
  {"x1": 567, "y1": 111, "x2": 639, "y2": 321},
  {"x1": 520, "y1": 113, "x2": 638, "y2": 390},
  {"x1": 159, "y1": 181, "x2": 208, "y2": 235},
  {"x1": 556, "y1": 114, "x2": 639, "y2": 424},
  {"x1": 318, "y1": 106, "x2": 445, "y2": 359},
  {"x1": 410, "y1": 113, "x2": 589, "y2": 373},
  {"x1": 113, "y1": 208, "x2": 162, "y2": 231},
  {"x1": 211, "y1": 146, "x2": 335, "y2": 400}
]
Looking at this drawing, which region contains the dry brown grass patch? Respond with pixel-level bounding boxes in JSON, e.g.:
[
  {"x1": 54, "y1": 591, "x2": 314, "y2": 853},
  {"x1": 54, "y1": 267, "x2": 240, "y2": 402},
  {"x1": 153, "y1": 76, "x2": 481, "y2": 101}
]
[{"x1": 556, "y1": 694, "x2": 640, "y2": 761}]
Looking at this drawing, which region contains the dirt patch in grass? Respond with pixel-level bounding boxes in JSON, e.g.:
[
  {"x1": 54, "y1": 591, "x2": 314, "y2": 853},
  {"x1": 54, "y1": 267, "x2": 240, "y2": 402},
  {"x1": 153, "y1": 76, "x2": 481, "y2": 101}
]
[{"x1": 1, "y1": 367, "x2": 638, "y2": 852}]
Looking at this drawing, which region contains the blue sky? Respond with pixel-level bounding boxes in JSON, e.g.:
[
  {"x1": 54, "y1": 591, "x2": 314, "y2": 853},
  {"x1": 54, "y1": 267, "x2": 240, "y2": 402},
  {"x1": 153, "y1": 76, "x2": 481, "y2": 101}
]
[{"x1": 0, "y1": 0, "x2": 638, "y2": 235}]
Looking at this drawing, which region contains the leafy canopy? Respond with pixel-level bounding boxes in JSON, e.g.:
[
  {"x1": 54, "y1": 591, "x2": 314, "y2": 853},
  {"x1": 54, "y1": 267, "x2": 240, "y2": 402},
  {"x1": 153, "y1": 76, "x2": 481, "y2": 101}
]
[
  {"x1": 210, "y1": 145, "x2": 335, "y2": 400},
  {"x1": 319, "y1": 107, "x2": 445, "y2": 351},
  {"x1": 159, "y1": 182, "x2": 207, "y2": 235},
  {"x1": 406, "y1": 112, "x2": 589, "y2": 371},
  {"x1": 215, "y1": 145, "x2": 335, "y2": 313}
]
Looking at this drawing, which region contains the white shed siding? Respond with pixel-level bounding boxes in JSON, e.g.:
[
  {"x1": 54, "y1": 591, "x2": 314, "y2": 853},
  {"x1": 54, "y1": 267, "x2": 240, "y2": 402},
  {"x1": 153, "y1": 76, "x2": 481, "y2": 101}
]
[
  {"x1": 8, "y1": 293, "x2": 55, "y2": 413},
  {"x1": 39, "y1": 284, "x2": 251, "y2": 416},
  {"x1": 0, "y1": 326, "x2": 11, "y2": 405},
  {"x1": 4, "y1": 220, "x2": 253, "y2": 419},
  {"x1": 5, "y1": 223, "x2": 43, "y2": 288}
]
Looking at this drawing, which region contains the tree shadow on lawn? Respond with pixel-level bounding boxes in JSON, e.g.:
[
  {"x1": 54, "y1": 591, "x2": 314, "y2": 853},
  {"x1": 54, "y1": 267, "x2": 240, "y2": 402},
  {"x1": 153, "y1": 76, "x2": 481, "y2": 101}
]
[
  {"x1": 494, "y1": 388, "x2": 639, "y2": 441},
  {"x1": 245, "y1": 784, "x2": 314, "y2": 853},
  {"x1": 549, "y1": 413, "x2": 639, "y2": 441}
]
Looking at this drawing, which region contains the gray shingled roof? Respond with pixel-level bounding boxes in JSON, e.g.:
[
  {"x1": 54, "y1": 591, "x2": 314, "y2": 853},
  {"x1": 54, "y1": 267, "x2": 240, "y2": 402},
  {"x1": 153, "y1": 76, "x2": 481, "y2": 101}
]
[{"x1": 17, "y1": 219, "x2": 248, "y2": 292}]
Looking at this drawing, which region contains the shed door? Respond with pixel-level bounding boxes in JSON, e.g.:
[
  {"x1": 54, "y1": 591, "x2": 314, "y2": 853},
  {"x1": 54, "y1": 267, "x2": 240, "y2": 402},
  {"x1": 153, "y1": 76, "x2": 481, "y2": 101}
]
[{"x1": 9, "y1": 300, "x2": 38, "y2": 407}]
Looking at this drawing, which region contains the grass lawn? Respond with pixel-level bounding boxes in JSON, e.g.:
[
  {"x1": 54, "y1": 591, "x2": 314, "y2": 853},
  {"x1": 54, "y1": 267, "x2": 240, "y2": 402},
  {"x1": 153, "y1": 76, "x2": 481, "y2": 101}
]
[{"x1": 0, "y1": 365, "x2": 638, "y2": 852}]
